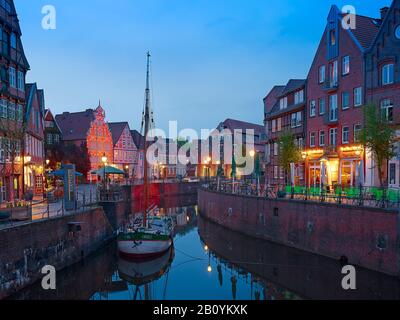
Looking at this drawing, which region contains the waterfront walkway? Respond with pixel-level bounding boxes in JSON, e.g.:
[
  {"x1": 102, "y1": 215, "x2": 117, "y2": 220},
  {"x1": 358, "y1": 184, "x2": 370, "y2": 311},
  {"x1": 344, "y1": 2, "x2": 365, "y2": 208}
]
[
  {"x1": 205, "y1": 179, "x2": 400, "y2": 211},
  {"x1": 0, "y1": 184, "x2": 99, "y2": 230}
]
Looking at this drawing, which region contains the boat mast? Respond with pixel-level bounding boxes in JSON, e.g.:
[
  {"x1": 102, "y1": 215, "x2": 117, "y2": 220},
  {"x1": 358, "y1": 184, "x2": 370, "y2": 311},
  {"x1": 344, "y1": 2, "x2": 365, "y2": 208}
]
[{"x1": 143, "y1": 51, "x2": 151, "y2": 227}]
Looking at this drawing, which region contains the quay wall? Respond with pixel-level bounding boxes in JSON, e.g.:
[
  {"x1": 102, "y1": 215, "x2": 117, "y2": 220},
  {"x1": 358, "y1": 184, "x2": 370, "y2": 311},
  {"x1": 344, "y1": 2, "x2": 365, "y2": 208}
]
[
  {"x1": 130, "y1": 182, "x2": 199, "y2": 212},
  {"x1": 198, "y1": 189, "x2": 400, "y2": 277},
  {"x1": 0, "y1": 207, "x2": 115, "y2": 299}
]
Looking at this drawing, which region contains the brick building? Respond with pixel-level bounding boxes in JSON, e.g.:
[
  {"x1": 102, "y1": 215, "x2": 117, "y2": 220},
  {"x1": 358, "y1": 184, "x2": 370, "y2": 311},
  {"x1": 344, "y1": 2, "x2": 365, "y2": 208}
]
[
  {"x1": 43, "y1": 108, "x2": 62, "y2": 168},
  {"x1": 24, "y1": 83, "x2": 45, "y2": 197},
  {"x1": 108, "y1": 122, "x2": 137, "y2": 178},
  {"x1": 304, "y1": 5, "x2": 380, "y2": 189},
  {"x1": 55, "y1": 104, "x2": 113, "y2": 182},
  {"x1": 264, "y1": 80, "x2": 306, "y2": 186},
  {"x1": 0, "y1": 0, "x2": 31, "y2": 204},
  {"x1": 365, "y1": 1, "x2": 400, "y2": 187}
]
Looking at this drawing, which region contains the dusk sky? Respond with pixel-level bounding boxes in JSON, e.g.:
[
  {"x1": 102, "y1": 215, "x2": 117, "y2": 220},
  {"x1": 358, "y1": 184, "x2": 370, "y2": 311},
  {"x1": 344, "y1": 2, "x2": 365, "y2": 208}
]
[{"x1": 15, "y1": 0, "x2": 390, "y2": 134}]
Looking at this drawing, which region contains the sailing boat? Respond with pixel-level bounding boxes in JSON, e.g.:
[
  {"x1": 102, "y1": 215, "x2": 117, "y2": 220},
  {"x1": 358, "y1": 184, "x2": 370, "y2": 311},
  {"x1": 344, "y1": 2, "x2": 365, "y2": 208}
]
[{"x1": 118, "y1": 52, "x2": 174, "y2": 259}]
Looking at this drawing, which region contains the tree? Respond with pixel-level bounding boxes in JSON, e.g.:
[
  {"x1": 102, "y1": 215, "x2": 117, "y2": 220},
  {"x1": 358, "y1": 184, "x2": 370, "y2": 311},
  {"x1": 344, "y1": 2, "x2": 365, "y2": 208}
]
[
  {"x1": 359, "y1": 103, "x2": 396, "y2": 187},
  {"x1": 277, "y1": 132, "x2": 302, "y2": 185},
  {"x1": 49, "y1": 143, "x2": 91, "y2": 180}
]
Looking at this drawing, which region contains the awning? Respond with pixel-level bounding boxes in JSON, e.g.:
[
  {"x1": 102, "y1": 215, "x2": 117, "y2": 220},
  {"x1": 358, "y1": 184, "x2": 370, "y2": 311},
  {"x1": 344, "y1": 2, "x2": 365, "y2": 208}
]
[
  {"x1": 92, "y1": 166, "x2": 126, "y2": 176},
  {"x1": 49, "y1": 170, "x2": 83, "y2": 177}
]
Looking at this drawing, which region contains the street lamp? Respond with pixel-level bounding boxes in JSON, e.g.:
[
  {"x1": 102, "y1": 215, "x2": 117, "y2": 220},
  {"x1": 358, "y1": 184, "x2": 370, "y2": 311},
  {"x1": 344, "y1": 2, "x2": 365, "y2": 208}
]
[
  {"x1": 101, "y1": 153, "x2": 108, "y2": 189},
  {"x1": 46, "y1": 159, "x2": 50, "y2": 166}
]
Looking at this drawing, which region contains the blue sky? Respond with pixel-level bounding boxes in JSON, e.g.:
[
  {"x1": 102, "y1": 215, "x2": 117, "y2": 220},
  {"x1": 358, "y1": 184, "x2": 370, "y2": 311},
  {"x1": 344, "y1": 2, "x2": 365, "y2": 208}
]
[{"x1": 15, "y1": 0, "x2": 390, "y2": 134}]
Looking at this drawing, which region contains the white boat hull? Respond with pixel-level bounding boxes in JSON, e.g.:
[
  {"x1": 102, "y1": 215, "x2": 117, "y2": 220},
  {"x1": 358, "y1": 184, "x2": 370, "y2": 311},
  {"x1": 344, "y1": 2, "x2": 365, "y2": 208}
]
[{"x1": 118, "y1": 238, "x2": 173, "y2": 259}]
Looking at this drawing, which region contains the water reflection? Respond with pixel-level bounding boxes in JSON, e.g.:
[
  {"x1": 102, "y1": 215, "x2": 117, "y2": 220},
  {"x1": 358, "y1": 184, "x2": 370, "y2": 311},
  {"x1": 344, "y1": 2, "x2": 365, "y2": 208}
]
[{"x1": 10, "y1": 200, "x2": 400, "y2": 300}]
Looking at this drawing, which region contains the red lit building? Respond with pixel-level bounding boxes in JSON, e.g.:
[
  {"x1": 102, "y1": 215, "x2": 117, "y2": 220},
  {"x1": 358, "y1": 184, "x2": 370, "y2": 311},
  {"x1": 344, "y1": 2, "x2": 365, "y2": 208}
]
[
  {"x1": 56, "y1": 104, "x2": 113, "y2": 182},
  {"x1": 264, "y1": 80, "x2": 306, "y2": 186},
  {"x1": 365, "y1": 1, "x2": 400, "y2": 187},
  {"x1": 304, "y1": 5, "x2": 380, "y2": 188},
  {"x1": 24, "y1": 83, "x2": 45, "y2": 197}
]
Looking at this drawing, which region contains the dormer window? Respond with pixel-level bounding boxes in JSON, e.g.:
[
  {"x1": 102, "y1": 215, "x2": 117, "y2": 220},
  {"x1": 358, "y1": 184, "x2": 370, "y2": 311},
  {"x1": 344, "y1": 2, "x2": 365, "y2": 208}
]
[
  {"x1": 279, "y1": 97, "x2": 287, "y2": 110},
  {"x1": 294, "y1": 90, "x2": 304, "y2": 104}
]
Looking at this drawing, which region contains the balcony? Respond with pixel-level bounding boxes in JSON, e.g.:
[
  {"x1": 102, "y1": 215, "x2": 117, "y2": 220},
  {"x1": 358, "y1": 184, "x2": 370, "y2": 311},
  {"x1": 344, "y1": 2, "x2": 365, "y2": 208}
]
[
  {"x1": 323, "y1": 79, "x2": 338, "y2": 93},
  {"x1": 323, "y1": 112, "x2": 338, "y2": 125}
]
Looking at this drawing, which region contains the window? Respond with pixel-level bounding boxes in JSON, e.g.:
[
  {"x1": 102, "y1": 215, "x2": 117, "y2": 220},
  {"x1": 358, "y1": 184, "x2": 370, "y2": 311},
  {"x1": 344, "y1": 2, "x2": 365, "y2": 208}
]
[
  {"x1": 274, "y1": 143, "x2": 278, "y2": 156},
  {"x1": 9, "y1": 67, "x2": 16, "y2": 88},
  {"x1": 329, "y1": 61, "x2": 338, "y2": 86},
  {"x1": 294, "y1": 90, "x2": 304, "y2": 104},
  {"x1": 389, "y1": 163, "x2": 396, "y2": 185},
  {"x1": 354, "y1": 124, "x2": 362, "y2": 142},
  {"x1": 319, "y1": 98, "x2": 326, "y2": 115},
  {"x1": 279, "y1": 97, "x2": 287, "y2": 110},
  {"x1": 274, "y1": 166, "x2": 278, "y2": 179},
  {"x1": 54, "y1": 134, "x2": 60, "y2": 143},
  {"x1": 382, "y1": 64, "x2": 394, "y2": 85},
  {"x1": 7, "y1": 102, "x2": 14, "y2": 120},
  {"x1": 310, "y1": 100, "x2": 316, "y2": 117},
  {"x1": 342, "y1": 92, "x2": 350, "y2": 110},
  {"x1": 329, "y1": 94, "x2": 338, "y2": 121},
  {"x1": 10, "y1": 33, "x2": 16, "y2": 49},
  {"x1": 354, "y1": 87, "x2": 363, "y2": 106},
  {"x1": 277, "y1": 117, "x2": 282, "y2": 132},
  {"x1": 319, "y1": 131, "x2": 325, "y2": 146},
  {"x1": 0, "y1": 99, "x2": 7, "y2": 118},
  {"x1": 16, "y1": 104, "x2": 22, "y2": 122},
  {"x1": 17, "y1": 71, "x2": 24, "y2": 91},
  {"x1": 319, "y1": 66, "x2": 326, "y2": 84},
  {"x1": 330, "y1": 29, "x2": 336, "y2": 46},
  {"x1": 396, "y1": 25, "x2": 400, "y2": 40},
  {"x1": 342, "y1": 127, "x2": 349, "y2": 144},
  {"x1": 291, "y1": 111, "x2": 302, "y2": 128},
  {"x1": 381, "y1": 99, "x2": 394, "y2": 122},
  {"x1": 271, "y1": 119, "x2": 276, "y2": 133},
  {"x1": 342, "y1": 56, "x2": 350, "y2": 75},
  {"x1": 310, "y1": 132, "x2": 316, "y2": 147},
  {"x1": 329, "y1": 128, "x2": 338, "y2": 146}
]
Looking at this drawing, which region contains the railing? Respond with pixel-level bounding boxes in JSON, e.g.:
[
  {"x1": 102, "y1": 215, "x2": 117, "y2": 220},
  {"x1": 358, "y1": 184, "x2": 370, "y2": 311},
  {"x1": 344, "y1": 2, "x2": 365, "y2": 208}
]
[
  {"x1": 203, "y1": 179, "x2": 400, "y2": 210},
  {"x1": 0, "y1": 186, "x2": 100, "y2": 229},
  {"x1": 99, "y1": 187, "x2": 123, "y2": 202}
]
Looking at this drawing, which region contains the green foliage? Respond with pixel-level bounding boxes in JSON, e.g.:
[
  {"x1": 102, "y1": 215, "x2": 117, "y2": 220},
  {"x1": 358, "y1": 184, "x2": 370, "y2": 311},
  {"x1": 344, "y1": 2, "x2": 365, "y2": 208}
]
[
  {"x1": 277, "y1": 132, "x2": 301, "y2": 172},
  {"x1": 359, "y1": 103, "x2": 396, "y2": 186}
]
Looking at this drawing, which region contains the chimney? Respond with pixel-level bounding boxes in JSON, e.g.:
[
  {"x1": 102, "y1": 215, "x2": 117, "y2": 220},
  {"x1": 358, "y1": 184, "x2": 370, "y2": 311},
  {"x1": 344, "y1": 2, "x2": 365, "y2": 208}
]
[{"x1": 380, "y1": 6, "x2": 389, "y2": 20}]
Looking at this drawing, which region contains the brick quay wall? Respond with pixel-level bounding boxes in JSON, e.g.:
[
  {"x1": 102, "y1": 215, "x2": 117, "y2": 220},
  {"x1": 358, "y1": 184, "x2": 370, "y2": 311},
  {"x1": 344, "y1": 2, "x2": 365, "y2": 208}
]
[
  {"x1": 0, "y1": 207, "x2": 117, "y2": 299},
  {"x1": 198, "y1": 189, "x2": 400, "y2": 277}
]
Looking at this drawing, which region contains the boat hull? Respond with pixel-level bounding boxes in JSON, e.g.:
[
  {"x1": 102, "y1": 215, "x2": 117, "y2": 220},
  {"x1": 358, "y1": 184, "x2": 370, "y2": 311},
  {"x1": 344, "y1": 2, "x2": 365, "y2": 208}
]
[{"x1": 118, "y1": 238, "x2": 173, "y2": 260}]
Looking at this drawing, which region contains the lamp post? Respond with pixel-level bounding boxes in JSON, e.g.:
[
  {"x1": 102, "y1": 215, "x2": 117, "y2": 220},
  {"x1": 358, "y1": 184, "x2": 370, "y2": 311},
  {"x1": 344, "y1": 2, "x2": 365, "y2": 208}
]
[{"x1": 101, "y1": 153, "x2": 108, "y2": 190}]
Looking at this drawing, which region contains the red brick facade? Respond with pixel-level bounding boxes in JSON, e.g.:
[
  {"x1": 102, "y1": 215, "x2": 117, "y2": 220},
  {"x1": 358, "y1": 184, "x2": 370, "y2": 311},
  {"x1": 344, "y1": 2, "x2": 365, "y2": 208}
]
[{"x1": 365, "y1": 1, "x2": 400, "y2": 187}]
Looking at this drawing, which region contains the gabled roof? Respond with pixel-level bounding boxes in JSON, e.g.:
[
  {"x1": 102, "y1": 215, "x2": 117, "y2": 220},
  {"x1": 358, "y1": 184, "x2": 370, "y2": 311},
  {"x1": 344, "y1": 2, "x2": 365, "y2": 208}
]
[
  {"x1": 367, "y1": 1, "x2": 399, "y2": 51},
  {"x1": 44, "y1": 108, "x2": 62, "y2": 133},
  {"x1": 263, "y1": 85, "x2": 285, "y2": 101},
  {"x1": 278, "y1": 79, "x2": 306, "y2": 98},
  {"x1": 55, "y1": 109, "x2": 96, "y2": 141},
  {"x1": 218, "y1": 118, "x2": 264, "y2": 135},
  {"x1": 131, "y1": 130, "x2": 144, "y2": 149},
  {"x1": 25, "y1": 83, "x2": 45, "y2": 122},
  {"x1": 108, "y1": 122, "x2": 129, "y2": 145},
  {"x1": 346, "y1": 14, "x2": 381, "y2": 50}
]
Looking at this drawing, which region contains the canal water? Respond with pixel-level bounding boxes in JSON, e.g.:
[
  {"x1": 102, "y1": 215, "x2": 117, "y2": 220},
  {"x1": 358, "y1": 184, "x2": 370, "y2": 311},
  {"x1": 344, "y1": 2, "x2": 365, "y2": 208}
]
[{"x1": 11, "y1": 197, "x2": 400, "y2": 300}]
